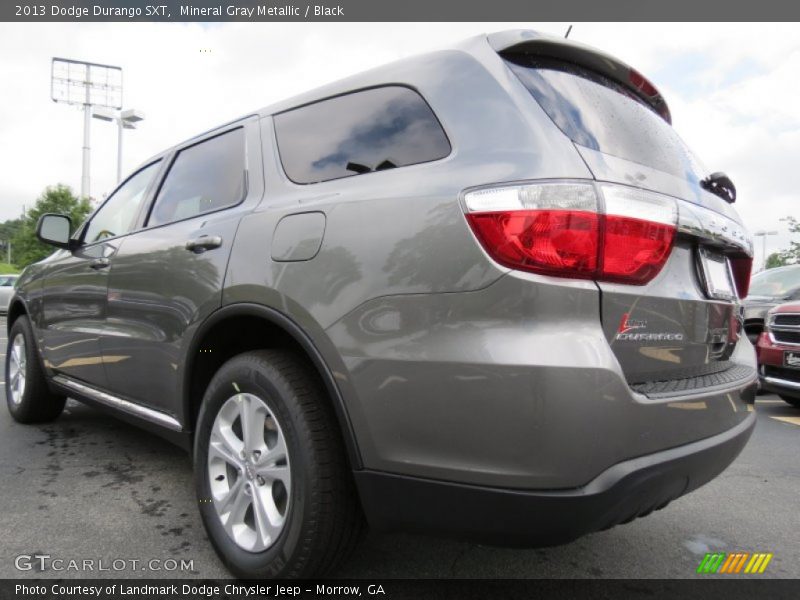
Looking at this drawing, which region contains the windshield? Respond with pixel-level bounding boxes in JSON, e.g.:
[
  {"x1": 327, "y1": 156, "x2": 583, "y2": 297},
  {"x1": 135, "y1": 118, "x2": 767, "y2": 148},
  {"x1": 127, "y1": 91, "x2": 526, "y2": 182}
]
[
  {"x1": 748, "y1": 268, "x2": 800, "y2": 298},
  {"x1": 505, "y1": 57, "x2": 706, "y2": 182}
]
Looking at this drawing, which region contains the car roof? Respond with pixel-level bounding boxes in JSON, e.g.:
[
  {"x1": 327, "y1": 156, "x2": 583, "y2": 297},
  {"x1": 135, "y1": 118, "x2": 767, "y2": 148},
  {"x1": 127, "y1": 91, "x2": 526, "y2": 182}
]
[{"x1": 128, "y1": 29, "x2": 669, "y2": 179}]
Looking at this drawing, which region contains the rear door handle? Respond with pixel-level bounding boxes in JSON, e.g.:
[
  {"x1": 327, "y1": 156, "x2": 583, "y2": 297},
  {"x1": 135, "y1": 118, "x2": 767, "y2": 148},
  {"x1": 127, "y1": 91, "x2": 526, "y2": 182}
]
[
  {"x1": 185, "y1": 235, "x2": 223, "y2": 253},
  {"x1": 89, "y1": 258, "x2": 110, "y2": 270}
]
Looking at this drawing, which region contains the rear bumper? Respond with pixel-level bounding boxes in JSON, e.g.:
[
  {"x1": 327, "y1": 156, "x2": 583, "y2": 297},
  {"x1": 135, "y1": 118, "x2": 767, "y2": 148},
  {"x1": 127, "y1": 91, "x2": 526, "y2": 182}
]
[
  {"x1": 354, "y1": 411, "x2": 755, "y2": 547},
  {"x1": 331, "y1": 272, "x2": 758, "y2": 489}
]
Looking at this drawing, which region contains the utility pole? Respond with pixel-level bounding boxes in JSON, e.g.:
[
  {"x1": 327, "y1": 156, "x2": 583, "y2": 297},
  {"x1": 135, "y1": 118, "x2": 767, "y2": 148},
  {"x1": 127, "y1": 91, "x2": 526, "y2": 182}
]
[
  {"x1": 753, "y1": 230, "x2": 778, "y2": 271},
  {"x1": 82, "y1": 82, "x2": 91, "y2": 198},
  {"x1": 51, "y1": 58, "x2": 123, "y2": 200},
  {"x1": 91, "y1": 107, "x2": 145, "y2": 183}
]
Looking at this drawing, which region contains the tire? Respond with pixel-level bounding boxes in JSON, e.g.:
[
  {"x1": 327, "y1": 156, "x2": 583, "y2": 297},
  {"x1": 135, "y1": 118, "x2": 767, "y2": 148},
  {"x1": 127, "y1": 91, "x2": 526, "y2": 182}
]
[
  {"x1": 5, "y1": 315, "x2": 66, "y2": 423},
  {"x1": 194, "y1": 350, "x2": 363, "y2": 578},
  {"x1": 779, "y1": 394, "x2": 800, "y2": 408}
]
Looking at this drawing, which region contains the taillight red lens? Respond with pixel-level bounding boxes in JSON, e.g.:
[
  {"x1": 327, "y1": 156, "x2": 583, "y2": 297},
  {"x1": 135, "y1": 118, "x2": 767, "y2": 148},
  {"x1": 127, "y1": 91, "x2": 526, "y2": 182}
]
[
  {"x1": 729, "y1": 257, "x2": 753, "y2": 299},
  {"x1": 601, "y1": 215, "x2": 676, "y2": 284},
  {"x1": 466, "y1": 210, "x2": 599, "y2": 278},
  {"x1": 464, "y1": 182, "x2": 678, "y2": 285}
]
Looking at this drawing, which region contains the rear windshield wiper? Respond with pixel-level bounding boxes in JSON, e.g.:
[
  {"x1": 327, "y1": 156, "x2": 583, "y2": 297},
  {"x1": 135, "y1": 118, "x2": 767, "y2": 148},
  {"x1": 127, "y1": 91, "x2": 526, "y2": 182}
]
[
  {"x1": 701, "y1": 172, "x2": 736, "y2": 203},
  {"x1": 375, "y1": 159, "x2": 397, "y2": 171},
  {"x1": 346, "y1": 159, "x2": 398, "y2": 174},
  {"x1": 346, "y1": 161, "x2": 371, "y2": 174}
]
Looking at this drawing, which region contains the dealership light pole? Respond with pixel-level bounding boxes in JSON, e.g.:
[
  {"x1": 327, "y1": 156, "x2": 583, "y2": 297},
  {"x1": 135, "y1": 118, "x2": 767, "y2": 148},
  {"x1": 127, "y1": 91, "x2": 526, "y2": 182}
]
[
  {"x1": 51, "y1": 58, "x2": 123, "y2": 199},
  {"x1": 92, "y1": 107, "x2": 145, "y2": 183},
  {"x1": 753, "y1": 230, "x2": 778, "y2": 271}
]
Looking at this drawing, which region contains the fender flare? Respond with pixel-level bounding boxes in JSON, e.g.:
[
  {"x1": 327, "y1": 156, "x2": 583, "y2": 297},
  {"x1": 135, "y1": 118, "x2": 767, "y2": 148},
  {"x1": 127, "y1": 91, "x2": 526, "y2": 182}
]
[{"x1": 182, "y1": 302, "x2": 363, "y2": 469}]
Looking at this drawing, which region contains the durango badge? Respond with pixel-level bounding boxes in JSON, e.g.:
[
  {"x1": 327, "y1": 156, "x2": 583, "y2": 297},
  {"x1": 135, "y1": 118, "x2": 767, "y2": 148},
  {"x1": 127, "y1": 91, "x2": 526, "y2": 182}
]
[{"x1": 616, "y1": 313, "x2": 685, "y2": 341}]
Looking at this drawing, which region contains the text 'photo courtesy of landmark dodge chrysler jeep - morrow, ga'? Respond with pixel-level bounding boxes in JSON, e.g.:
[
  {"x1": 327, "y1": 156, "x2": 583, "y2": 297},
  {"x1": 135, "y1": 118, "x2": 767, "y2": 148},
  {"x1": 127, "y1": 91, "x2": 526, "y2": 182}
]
[{"x1": 6, "y1": 30, "x2": 756, "y2": 578}]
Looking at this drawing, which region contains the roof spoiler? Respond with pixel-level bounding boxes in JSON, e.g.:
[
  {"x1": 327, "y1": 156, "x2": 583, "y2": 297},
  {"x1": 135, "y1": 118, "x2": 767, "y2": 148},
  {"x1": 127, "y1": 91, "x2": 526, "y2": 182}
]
[{"x1": 487, "y1": 30, "x2": 672, "y2": 124}]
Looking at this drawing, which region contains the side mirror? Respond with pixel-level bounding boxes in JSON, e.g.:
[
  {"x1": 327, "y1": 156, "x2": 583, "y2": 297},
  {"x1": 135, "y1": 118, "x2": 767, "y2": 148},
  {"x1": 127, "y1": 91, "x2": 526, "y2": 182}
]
[{"x1": 36, "y1": 214, "x2": 73, "y2": 249}]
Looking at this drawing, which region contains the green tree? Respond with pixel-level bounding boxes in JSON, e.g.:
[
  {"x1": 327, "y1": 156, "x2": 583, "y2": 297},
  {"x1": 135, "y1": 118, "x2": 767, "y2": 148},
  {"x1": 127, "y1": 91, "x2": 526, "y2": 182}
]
[
  {"x1": 779, "y1": 216, "x2": 800, "y2": 264},
  {"x1": 765, "y1": 252, "x2": 788, "y2": 269},
  {"x1": 0, "y1": 217, "x2": 22, "y2": 265},
  {"x1": 11, "y1": 185, "x2": 92, "y2": 268}
]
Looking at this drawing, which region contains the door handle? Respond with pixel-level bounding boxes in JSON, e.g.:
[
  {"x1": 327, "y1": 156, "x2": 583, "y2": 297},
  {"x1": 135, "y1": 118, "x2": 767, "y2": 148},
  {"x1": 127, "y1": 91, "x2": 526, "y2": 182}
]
[
  {"x1": 185, "y1": 235, "x2": 223, "y2": 253},
  {"x1": 89, "y1": 258, "x2": 110, "y2": 270}
]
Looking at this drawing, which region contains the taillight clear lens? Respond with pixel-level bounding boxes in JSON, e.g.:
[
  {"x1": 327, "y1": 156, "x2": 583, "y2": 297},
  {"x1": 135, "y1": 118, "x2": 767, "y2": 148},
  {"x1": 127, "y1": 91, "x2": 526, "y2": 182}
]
[{"x1": 464, "y1": 181, "x2": 678, "y2": 285}]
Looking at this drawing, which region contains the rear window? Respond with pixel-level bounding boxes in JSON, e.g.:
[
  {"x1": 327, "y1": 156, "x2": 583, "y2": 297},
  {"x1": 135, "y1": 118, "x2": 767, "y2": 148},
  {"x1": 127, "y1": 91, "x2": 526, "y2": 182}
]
[
  {"x1": 505, "y1": 57, "x2": 704, "y2": 180},
  {"x1": 274, "y1": 86, "x2": 451, "y2": 184},
  {"x1": 148, "y1": 128, "x2": 246, "y2": 227}
]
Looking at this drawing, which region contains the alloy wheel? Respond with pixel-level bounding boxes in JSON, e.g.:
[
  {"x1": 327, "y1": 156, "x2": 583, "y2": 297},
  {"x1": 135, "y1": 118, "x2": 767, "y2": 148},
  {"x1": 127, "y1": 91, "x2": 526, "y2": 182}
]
[
  {"x1": 8, "y1": 333, "x2": 27, "y2": 405},
  {"x1": 207, "y1": 393, "x2": 291, "y2": 552}
]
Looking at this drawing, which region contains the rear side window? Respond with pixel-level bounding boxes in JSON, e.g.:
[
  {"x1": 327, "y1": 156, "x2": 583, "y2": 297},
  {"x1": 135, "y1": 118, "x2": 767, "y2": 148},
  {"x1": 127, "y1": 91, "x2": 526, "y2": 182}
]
[
  {"x1": 148, "y1": 128, "x2": 246, "y2": 227},
  {"x1": 274, "y1": 86, "x2": 451, "y2": 184},
  {"x1": 505, "y1": 57, "x2": 704, "y2": 181}
]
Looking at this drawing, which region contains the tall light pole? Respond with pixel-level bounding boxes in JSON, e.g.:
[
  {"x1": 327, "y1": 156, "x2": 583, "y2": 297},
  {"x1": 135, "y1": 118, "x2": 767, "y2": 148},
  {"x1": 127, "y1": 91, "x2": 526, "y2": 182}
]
[
  {"x1": 92, "y1": 107, "x2": 145, "y2": 182},
  {"x1": 754, "y1": 230, "x2": 778, "y2": 271},
  {"x1": 51, "y1": 58, "x2": 122, "y2": 199}
]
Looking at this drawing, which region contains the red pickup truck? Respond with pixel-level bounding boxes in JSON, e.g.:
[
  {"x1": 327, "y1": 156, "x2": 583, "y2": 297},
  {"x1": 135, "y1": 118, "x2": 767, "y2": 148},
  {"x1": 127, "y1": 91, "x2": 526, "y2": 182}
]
[{"x1": 757, "y1": 302, "x2": 800, "y2": 407}]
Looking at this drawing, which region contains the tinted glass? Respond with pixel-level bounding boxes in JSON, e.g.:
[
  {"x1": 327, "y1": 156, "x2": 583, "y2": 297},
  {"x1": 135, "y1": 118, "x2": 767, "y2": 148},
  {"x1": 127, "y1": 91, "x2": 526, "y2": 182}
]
[
  {"x1": 749, "y1": 267, "x2": 800, "y2": 298},
  {"x1": 149, "y1": 128, "x2": 245, "y2": 226},
  {"x1": 506, "y1": 58, "x2": 705, "y2": 181},
  {"x1": 274, "y1": 86, "x2": 450, "y2": 184},
  {"x1": 84, "y1": 161, "x2": 160, "y2": 244}
]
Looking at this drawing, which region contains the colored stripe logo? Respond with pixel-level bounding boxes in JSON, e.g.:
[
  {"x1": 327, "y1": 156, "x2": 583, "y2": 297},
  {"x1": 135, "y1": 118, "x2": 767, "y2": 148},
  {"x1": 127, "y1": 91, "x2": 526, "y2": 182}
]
[{"x1": 697, "y1": 552, "x2": 773, "y2": 574}]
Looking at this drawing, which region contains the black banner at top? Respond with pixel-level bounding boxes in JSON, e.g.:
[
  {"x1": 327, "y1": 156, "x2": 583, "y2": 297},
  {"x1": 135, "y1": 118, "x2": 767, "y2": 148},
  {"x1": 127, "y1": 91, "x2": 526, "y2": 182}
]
[{"x1": 2, "y1": 0, "x2": 800, "y2": 22}]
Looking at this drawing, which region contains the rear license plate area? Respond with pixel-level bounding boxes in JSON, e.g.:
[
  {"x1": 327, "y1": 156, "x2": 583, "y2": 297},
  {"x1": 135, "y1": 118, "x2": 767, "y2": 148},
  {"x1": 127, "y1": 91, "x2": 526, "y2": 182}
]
[{"x1": 697, "y1": 248, "x2": 735, "y2": 301}]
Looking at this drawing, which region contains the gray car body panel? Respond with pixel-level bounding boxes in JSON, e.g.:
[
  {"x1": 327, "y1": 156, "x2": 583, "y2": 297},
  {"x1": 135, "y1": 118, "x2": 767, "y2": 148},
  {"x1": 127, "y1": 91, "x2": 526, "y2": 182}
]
[{"x1": 11, "y1": 31, "x2": 755, "y2": 493}]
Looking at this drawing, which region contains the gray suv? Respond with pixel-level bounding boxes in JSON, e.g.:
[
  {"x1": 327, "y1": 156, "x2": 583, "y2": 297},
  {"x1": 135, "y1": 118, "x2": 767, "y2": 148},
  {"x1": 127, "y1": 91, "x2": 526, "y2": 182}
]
[{"x1": 6, "y1": 30, "x2": 757, "y2": 578}]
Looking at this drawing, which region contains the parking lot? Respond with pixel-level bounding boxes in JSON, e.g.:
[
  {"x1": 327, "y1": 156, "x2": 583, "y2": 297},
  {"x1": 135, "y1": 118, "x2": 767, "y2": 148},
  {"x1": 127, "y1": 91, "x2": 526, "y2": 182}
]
[{"x1": 0, "y1": 316, "x2": 798, "y2": 579}]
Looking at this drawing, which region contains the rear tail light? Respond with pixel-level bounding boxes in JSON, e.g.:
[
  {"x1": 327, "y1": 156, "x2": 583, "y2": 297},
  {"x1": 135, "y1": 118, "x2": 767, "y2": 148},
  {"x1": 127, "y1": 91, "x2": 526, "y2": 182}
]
[
  {"x1": 464, "y1": 181, "x2": 677, "y2": 285},
  {"x1": 729, "y1": 257, "x2": 753, "y2": 299}
]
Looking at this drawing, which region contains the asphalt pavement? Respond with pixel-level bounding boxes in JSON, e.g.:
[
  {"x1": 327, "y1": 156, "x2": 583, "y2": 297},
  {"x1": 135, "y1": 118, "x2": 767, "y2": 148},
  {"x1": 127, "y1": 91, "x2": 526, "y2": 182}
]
[{"x1": 0, "y1": 316, "x2": 798, "y2": 579}]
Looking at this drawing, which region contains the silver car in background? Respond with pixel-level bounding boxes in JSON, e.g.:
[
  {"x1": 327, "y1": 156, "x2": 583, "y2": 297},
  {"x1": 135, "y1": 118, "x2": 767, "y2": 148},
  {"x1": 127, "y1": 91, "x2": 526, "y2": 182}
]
[
  {"x1": 743, "y1": 265, "x2": 800, "y2": 343},
  {"x1": 0, "y1": 274, "x2": 18, "y2": 314}
]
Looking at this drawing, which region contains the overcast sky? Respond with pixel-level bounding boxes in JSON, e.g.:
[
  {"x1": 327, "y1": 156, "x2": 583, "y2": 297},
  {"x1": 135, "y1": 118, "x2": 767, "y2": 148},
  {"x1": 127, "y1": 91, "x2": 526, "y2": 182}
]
[{"x1": 0, "y1": 22, "x2": 797, "y2": 267}]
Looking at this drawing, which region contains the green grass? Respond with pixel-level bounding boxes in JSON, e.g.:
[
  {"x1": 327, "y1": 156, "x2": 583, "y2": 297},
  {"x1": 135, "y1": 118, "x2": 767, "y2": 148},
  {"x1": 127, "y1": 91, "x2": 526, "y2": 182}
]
[{"x1": 0, "y1": 262, "x2": 20, "y2": 274}]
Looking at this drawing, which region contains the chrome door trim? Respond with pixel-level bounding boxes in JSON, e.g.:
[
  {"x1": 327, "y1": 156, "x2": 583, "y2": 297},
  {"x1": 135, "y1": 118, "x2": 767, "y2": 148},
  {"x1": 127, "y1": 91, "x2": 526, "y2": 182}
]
[{"x1": 52, "y1": 374, "x2": 182, "y2": 431}]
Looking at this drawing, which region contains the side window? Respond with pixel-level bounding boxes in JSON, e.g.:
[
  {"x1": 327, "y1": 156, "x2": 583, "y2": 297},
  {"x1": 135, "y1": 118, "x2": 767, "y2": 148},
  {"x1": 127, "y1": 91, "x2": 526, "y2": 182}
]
[
  {"x1": 84, "y1": 161, "x2": 161, "y2": 244},
  {"x1": 274, "y1": 86, "x2": 451, "y2": 184},
  {"x1": 148, "y1": 128, "x2": 246, "y2": 227}
]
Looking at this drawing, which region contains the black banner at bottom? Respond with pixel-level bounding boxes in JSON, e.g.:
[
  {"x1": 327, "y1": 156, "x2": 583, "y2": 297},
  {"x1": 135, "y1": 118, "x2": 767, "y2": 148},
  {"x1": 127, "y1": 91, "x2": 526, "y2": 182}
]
[{"x1": 0, "y1": 579, "x2": 797, "y2": 600}]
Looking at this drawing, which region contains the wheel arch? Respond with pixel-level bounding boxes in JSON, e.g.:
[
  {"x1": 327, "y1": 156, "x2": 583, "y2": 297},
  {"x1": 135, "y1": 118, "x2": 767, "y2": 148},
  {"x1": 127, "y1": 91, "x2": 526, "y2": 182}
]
[
  {"x1": 6, "y1": 297, "x2": 28, "y2": 333},
  {"x1": 182, "y1": 302, "x2": 363, "y2": 469}
]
